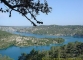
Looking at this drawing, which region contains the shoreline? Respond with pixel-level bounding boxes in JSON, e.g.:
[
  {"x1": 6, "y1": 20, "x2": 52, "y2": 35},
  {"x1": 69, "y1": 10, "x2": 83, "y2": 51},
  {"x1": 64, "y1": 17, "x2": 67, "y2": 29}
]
[
  {"x1": 0, "y1": 35, "x2": 64, "y2": 50},
  {"x1": 0, "y1": 42, "x2": 64, "y2": 50}
]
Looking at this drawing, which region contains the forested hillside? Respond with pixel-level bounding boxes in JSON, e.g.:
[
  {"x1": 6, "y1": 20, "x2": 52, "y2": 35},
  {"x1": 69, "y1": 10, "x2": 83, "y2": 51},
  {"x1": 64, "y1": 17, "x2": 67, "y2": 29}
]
[
  {"x1": 0, "y1": 30, "x2": 64, "y2": 49},
  {"x1": 0, "y1": 25, "x2": 83, "y2": 37},
  {"x1": 18, "y1": 41, "x2": 83, "y2": 60},
  {"x1": 0, "y1": 30, "x2": 12, "y2": 38},
  {"x1": 19, "y1": 25, "x2": 83, "y2": 37}
]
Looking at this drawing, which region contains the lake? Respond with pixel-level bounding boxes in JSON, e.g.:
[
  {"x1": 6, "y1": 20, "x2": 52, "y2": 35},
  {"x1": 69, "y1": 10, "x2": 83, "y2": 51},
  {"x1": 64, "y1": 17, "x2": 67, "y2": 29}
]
[{"x1": 0, "y1": 32, "x2": 83, "y2": 60}]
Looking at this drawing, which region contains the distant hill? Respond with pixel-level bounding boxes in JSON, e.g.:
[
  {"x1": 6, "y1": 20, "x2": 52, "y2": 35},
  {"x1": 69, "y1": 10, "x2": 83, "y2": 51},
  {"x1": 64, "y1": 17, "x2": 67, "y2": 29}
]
[
  {"x1": 26, "y1": 25, "x2": 83, "y2": 37},
  {"x1": 0, "y1": 25, "x2": 83, "y2": 37}
]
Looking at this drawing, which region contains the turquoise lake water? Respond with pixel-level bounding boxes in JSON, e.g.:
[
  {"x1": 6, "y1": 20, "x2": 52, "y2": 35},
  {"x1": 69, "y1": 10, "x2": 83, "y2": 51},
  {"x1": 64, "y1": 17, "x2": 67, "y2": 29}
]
[{"x1": 0, "y1": 32, "x2": 83, "y2": 60}]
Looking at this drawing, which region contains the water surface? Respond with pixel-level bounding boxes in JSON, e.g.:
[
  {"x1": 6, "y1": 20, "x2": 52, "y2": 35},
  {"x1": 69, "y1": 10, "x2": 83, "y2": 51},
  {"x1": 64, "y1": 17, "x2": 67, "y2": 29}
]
[{"x1": 0, "y1": 32, "x2": 83, "y2": 60}]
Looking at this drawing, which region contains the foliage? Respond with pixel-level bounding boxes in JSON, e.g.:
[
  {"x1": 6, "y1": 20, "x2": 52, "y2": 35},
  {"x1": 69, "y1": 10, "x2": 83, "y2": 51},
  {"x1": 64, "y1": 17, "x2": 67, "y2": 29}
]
[
  {"x1": 0, "y1": 30, "x2": 16, "y2": 49},
  {"x1": 23, "y1": 25, "x2": 83, "y2": 37},
  {"x1": 0, "y1": 0, "x2": 52, "y2": 26},
  {"x1": 0, "y1": 54, "x2": 13, "y2": 60},
  {"x1": 0, "y1": 30, "x2": 12, "y2": 38},
  {"x1": 1, "y1": 25, "x2": 83, "y2": 37},
  {"x1": 74, "y1": 31, "x2": 83, "y2": 38},
  {"x1": 0, "y1": 30, "x2": 64, "y2": 49},
  {"x1": 18, "y1": 41, "x2": 83, "y2": 60}
]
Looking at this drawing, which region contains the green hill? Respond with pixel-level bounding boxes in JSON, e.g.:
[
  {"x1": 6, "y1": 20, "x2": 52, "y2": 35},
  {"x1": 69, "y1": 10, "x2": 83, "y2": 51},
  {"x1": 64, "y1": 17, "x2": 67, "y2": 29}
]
[
  {"x1": 25, "y1": 25, "x2": 83, "y2": 37},
  {"x1": 0, "y1": 30, "x2": 12, "y2": 39}
]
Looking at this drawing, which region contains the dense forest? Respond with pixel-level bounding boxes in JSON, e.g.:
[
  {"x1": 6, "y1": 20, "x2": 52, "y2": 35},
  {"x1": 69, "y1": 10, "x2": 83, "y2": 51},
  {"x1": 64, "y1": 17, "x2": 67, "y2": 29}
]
[{"x1": 18, "y1": 41, "x2": 83, "y2": 60}]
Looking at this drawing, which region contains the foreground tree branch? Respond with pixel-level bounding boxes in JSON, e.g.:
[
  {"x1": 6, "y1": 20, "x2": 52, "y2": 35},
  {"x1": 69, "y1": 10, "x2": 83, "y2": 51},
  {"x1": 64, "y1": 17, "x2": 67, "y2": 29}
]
[{"x1": 0, "y1": 0, "x2": 52, "y2": 26}]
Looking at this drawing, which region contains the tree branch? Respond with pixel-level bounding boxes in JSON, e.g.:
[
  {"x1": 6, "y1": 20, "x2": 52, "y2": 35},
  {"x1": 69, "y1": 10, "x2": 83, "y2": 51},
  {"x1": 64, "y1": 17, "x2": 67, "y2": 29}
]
[
  {"x1": 12, "y1": 8, "x2": 37, "y2": 26},
  {"x1": 27, "y1": 9, "x2": 43, "y2": 24},
  {"x1": 1, "y1": 0, "x2": 37, "y2": 26},
  {"x1": 0, "y1": 0, "x2": 49, "y2": 26},
  {"x1": 1, "y1": 0, "x2": 13, "y2": 9}
]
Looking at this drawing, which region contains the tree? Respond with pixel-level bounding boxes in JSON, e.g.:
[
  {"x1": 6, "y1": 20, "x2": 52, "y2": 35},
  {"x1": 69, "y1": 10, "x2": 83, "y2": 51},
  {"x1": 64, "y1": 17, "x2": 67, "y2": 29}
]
[
  {"x1": 0, "y1": 0, "x2": 52, "y2": 26},
  {"x1": 18, "y1": 49, "x2": 45, "y2": 60}
]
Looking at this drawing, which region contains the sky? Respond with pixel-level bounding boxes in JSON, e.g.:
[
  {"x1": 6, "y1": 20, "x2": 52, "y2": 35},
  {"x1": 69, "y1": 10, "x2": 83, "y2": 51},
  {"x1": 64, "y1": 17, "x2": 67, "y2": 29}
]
[{"x1": 0, "y1": 0, "x2": 83, "y2": 26}]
